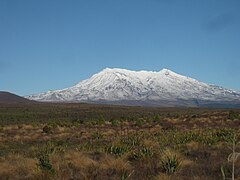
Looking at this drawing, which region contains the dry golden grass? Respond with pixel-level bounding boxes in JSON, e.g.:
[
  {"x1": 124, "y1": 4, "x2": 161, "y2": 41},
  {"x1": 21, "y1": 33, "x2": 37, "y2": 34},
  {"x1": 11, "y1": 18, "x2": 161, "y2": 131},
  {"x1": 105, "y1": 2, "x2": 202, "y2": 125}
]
[
  {"x1": 186, "y1": 141, "x2": 200, "y2": 151},
  {"x1": 47, "y1": 151, "x2": 132, "y2": 180},
  {"x1": 21, "y1": 124, "x2": 35, "y2": 130},
  {"x1": 63, "y1": 151, "x2": 96, "y2": 169},
  {"x1": 100, "y1": 155, "x2": 132, "y2": 172},
  {"x1": 51, "y1": 151, "x2": 97, "y2": 180},
  {"x1": 0, "y1": 154, "x2": 37, "y2": 179},
  {"x1": 154, "y1": 174, "x2": 172, "y2": 180},
  {"x1": 102, "y1": 128, "x2": 116, "y2": 137},
  {"x1": 143, "y1": 139, "x2": 160, "y2": 149}
]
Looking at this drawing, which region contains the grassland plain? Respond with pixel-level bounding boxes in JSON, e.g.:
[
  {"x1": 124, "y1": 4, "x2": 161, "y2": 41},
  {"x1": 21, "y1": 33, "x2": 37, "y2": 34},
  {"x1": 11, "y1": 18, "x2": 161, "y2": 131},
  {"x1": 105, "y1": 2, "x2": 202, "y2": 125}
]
[{"x1": 0, "y1": 103, "x2": 240, "y2": 179}]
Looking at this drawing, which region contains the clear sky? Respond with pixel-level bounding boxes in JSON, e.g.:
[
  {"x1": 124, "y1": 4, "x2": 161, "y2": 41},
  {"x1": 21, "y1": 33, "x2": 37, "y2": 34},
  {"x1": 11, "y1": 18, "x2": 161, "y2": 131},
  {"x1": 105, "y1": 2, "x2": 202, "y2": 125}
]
[{"x1": 0, "y1": 0, "x2": 240, "y2": 96}]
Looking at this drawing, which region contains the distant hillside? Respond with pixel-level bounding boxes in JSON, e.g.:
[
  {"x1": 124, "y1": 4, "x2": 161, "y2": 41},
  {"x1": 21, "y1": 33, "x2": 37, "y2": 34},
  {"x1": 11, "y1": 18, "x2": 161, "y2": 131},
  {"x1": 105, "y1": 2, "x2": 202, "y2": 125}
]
[{"x1": 0, "y1": 91, "x2": 34, "y2": 103}]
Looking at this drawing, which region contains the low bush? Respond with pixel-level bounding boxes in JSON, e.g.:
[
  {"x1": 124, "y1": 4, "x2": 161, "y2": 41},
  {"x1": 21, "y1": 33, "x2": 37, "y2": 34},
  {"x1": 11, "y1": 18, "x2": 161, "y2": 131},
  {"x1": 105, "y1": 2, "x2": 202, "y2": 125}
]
[{"x1": 160, "y1": 149, "x2": 182, "y2": 175}]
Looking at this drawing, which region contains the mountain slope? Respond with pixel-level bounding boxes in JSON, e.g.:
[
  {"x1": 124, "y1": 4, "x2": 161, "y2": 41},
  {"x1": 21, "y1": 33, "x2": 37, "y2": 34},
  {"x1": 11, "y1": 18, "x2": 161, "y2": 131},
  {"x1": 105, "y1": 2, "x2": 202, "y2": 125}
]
[
  {"x1": 0, "y1": 91, "x2": 34, "y2": 104},
  {"x1": 26, "y1": 68, "x2": 240, "y2": 107}
]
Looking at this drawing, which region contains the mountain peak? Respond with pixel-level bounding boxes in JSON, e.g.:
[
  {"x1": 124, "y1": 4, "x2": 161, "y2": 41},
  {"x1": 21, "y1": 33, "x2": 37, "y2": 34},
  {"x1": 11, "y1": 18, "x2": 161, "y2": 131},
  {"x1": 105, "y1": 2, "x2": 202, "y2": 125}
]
[
  {"x1": 100, "y1": 67, "x2": 176, "y2": 75},
  {"x1": 159, "y1": 68, "x2": 176, "y2": 75},
  {"x1": 100, "y1": 67, "x2": 130, "y2": 73},
  {"x1": 160, "y1": 68, "x2": 171, "y2": 73}
]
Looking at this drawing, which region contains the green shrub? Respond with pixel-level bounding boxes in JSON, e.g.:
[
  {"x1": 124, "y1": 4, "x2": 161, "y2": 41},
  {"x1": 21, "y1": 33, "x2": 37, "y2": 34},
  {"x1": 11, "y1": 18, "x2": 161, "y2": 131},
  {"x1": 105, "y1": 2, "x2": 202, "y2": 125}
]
[
  {"x1": 135, "y1": 118, "x2": 144, "y2": 127},
  {"x1": 161, "y1": 151, "x2": 182, "y2": 175},
  {"x1": 215, "y1": 128, "x2": 235, "y2": 142},
  {"x1": 92, "y1": 131, "x2": 103, "y2": 140},
  {"x1": 121, "y1": 136, "x2": 140, "y2": 147},
  {"x1": 228, "y1": 110, "x2": 239, "y2": 120},
  {"x1": 121, "y1": 171, "x2": 131, "y2": 180},
  {"x1": 97, "y1": 115, "x2": 106, "y2": 125},
  {"x1": 139, "y1": 147, "x2": 154, "y2": 158},
  {"x1": 42, "y1": 125, "x2": 52, "y2": 134},
  {"x1": 154, "y1": 114, "x2": 162, "y2": 123},
  {"x1": 37, "y1": 142, "x2": 56, "y2": 175},
  {"x1": 111, "y1": 119, "x2": 119, "y2": 126},
  {"x1": 128, "y1": 147, "x2": 154, "y2": 161},
  {"x1": 107, "y1": 145, "x2": 129, "y2": 156},
  {"x1": 129, "y1": 151, "x2": 140, "y2": 161}
]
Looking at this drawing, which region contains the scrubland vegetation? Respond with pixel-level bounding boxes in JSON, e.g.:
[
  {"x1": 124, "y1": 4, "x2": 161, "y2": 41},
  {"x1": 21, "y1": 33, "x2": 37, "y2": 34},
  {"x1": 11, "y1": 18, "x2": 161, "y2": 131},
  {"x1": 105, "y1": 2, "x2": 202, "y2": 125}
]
[{"x1": 0, "y1": 103, "x2": 240, "y2": 179}]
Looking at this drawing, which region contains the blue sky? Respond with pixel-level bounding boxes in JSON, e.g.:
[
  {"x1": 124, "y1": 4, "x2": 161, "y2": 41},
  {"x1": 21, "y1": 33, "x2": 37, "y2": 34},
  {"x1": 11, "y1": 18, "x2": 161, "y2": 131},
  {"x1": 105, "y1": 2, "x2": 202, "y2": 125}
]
[{"x1": 0, "y1": 0, "x2": 240, "y2": 96}]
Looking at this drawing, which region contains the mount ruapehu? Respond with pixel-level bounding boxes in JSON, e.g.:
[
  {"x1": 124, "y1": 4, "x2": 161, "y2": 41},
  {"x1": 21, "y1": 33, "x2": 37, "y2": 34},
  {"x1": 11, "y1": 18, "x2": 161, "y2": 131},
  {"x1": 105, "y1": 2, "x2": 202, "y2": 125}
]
[{"x1": 26, "y1": 68, "x2": 240, "y2": 107}]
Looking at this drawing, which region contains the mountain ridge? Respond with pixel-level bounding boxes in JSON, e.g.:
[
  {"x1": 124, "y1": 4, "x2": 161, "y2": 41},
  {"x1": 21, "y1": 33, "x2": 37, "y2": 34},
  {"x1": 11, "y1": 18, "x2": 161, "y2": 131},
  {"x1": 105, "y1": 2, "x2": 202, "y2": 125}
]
[{"x1": 26, "y1": 68, "x2": 240, "y2": 107}]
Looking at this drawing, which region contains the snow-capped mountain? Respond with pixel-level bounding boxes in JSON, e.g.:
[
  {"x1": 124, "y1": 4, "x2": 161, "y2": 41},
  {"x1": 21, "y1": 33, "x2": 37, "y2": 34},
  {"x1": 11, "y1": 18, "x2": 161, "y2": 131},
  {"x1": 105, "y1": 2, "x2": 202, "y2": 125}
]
[{"x1": 26, "y1": 68, "x2": 240, "y2": 107}]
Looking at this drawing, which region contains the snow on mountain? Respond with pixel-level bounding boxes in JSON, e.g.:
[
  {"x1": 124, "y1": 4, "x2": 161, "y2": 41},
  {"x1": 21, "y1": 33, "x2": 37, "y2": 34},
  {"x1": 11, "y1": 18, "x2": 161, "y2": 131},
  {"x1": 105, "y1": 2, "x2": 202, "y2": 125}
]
[{"x1": 26, "y1": 68, "x2": 240, "y2": 107}]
